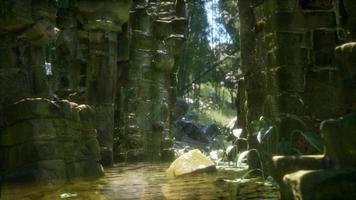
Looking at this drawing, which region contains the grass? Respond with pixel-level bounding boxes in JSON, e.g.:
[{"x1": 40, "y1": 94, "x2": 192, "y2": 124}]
[{"x1": 198, "y1": 107, "x2": 236, "y2": 127}]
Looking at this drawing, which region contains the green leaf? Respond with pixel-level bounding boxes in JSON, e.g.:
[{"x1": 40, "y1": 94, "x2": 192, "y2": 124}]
[
  {"x1": 277, "y1": 139, "x2": 295, "y2": 156},
  {"x1": 237, "y1": 150, "x2": 249, "y2": 166},
  {"x1": 257, "y1": 126, "x2": 274, "y2": 143},
  {"x1": 299, "y1": 131, "x2": 323, "y2": 153}
]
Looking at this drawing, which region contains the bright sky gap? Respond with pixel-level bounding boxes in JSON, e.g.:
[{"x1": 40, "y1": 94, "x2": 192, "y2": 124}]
[{"x1": 204, "y1": 0, "x2": 233, "y2": 48}]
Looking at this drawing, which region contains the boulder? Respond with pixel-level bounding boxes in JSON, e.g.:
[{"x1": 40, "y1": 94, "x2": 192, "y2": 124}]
[
  {"x1": 166, "y1": 149, "x2": 216, "y2": 177},
  {"x1": 201, "y1": 124, "x2": 221, "y2": 139},
  {"x1": 174, "y1": 120, "x2": 209, "y2": 143}
]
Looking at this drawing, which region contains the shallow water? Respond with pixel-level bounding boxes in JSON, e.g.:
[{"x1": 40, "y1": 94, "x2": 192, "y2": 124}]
[{"x1": 1, "y1": 163, "x2": 279, "y2": 200}]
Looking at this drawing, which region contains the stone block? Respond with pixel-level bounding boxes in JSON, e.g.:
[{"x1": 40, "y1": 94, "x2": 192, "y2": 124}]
[
  {"x1": 275, "y1": 11, "x2": 336, "y2": 32},
  {"x1": 334, "y1": 43, "x2": 356, "y2": 111},
  {"x1": 77, "y1": 1, "x2": 131, "y2": 27},
  {"x1": 131, "y1": 31, "x2": 156, "y2": 51},
  {"x1": 153, "y1": 52, "x2": 175, "y2": 72},
  {"x1": 131, "y1": 49, "x2": 154, "y2": 68},
  {"x1": 284, "y1": 169, "x2": 356, "y2": 200},
  {"x1": 131, "y1": 8, "x2": 152, "y2": 34},
  {"x1": 172, "y1": 18, "x2": 187, "y2": 35},
  {"x1": 1, "y1": 160, "x2": 67, "y2": 184},
  {"x1": 0, "y1": 98, "x2": 59, "y2": 126},
  {"x1": 335, "y1": 42, "x2": 356, "y2": 82},
  {"x1": 18, "y1": 20, "x2": 57, "y2": 46},
  {"x1": 84, "y1": 20, "x2": 121, "y2": 32},
  {"x1": 165, "y1": 35, "x2": 185, "y2": 55},
  {"x1": 272, "y1": 155, "x2": 325, "y2": 199},
  {"x1": 276, "y1": 0, "x2": 299, "y2": 12},
  {"x1": 1, "y1": 141, "x2": 64, "y2": 170},
  {"x1": 275, "y1": 32, "x2": 310, "y2": 65},
  {"x1": 278, "y1": 94, "x2": 305, "y2": 116},
  {"x1": 76, "y1": 135, "x2": 101, "y2": 162},
  {"x1": 275, "y1": 65, "x2": 305, "y2": 92},
  {"x1": 0, "y1": 0, "x2": 33, "y2": 31},
  {"x1": 312, "y1": 29, "x2": 337, "y2": 66},
  {"x1": 304, "y1": 71, "x2": 344, "y2": 119},
  {"x1": 0, "y1": 47, "x2": 17, "y2": 69},
  {"x1": 276, "y1": 32, "x2": 305, "y2": 48},
  {"x1": 0, "y1": 69, "x2": 33, "y2": 109},
  {"x1": 73, "y1": 104, "x2": 96, "y2": 128},
  {"x1": 300, "y1": 0, "x2": 333, "y2": 10},
  {"x1": 153, "y1": 20, "x2": 173, "y2": 39},
  {"x1": 0, "y1": 119, "x2": 57, "y2": 147},
  {"x1": 276, "y1": 46, "x2": 309, "y2": 65},
  {"x1": 321, "y1": 112, "x2": 356, "y2": 168},
  {"x1": 66, "y1": 160, "x2": 103, "y2": 180}
]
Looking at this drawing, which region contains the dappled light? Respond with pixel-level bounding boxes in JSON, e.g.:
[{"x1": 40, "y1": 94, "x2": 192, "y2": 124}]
[{"x1": 1, "y1": 0, "x2": 356, "y2": 200}]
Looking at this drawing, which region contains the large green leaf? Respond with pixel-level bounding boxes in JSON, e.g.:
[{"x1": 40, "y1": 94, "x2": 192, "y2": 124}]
[
  {"x1": 299, "y1": 131, "x2": 323, "y2": 153},
  {"x1": 237, "y1": 150, "x2": 250, "y2": 166},
  {"x1": 257, "y1": 126, "x2": 274, "y2": 143}
]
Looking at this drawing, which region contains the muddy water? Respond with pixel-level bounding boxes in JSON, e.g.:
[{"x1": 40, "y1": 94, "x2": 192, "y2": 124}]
[{"x1": 1, "y1": 163, "x2": 279, "y2": 200}]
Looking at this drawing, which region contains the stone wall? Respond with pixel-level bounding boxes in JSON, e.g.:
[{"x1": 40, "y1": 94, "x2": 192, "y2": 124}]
[
  {"x1": 0, "y1": 0, "x2": 186, "y2": 183},
  {"x1": 237, "y1": 0, "x2": 356, "y2": 168},
  {"x1": 0, "y1": 99, "x2": 102, "y2": 183},
  {"x1": 114, "y1": 0, "x2": 186, "y2": 162},
  {"x1": 0, "y1": 0, "x2": 132, "y2": 182},
  {"x1": 0, "y1": 0, "x2": 57, "y2": 110}
]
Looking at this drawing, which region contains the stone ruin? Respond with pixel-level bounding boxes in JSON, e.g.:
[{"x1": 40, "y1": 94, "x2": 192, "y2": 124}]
[
  {"x1": 0, "y1": 0, "x2": 355, "y2": 198},
  {"x1": 234, "y1": 0, "x2": 356, "y2": 199},
  {"x1": 0, "y1": 0, "x2": 186, "y2": 183}
]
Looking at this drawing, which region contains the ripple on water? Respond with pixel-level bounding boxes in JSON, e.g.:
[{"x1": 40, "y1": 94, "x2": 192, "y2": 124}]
[{"x1": 0, "y1": 163, "x2": 279, "y2": 200}]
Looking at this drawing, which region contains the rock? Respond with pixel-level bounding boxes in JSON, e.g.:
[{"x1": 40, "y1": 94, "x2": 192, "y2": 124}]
[
  {"x1": 166, "y1": 149, "x2": 216, "y2": 177},
  {"x1": 201, "y1": 124, "x2": 221, "y2": 139},
  {"x1": 321, "y1": 112, "x2": 356, "y2": 168},
  {"x1": 284, "y1": 169, "x2": 356, "y2": 200},
  {"x1": 174, "y1": 120, "x2": 209, "y2": 143}
]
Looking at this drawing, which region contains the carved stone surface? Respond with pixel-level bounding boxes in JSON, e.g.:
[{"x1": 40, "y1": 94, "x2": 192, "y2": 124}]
[
  {"x1": 115, "y1": 0, "x2": 186, "y2": 162},
  {"x1": 0, "y1": 99, "x2": 103, "y2": 183}
]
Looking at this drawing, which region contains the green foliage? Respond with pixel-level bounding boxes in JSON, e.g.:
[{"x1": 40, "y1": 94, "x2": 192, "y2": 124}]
[
  {"x1": 177, "y1": 0, "x2": 214, "y2": 96},
  {"x1": 277, "y1": 138, "x2": 299, "y2": 156},
  {"x1": 257, "y1": 126, "x2": 274, "y2": 143},
  {"x1": 291, "y1": 130, "x2": 323, "y2": 153},
  {"x1": 252, "y1": 115, "x2": 323, "y2": 154},
  {"x1": 237, "y1": 149, "x2": 265, "y2": 179}
]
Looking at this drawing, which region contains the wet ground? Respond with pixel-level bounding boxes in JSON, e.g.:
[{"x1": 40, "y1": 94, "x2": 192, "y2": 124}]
[{"x1": 1, "y1": 163, "x2": 279, "y2": 200}]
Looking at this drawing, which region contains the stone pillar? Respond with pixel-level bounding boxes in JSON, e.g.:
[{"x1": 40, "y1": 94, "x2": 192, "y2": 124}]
[
  {"x1": 53, "y1": 1, "x2": 82, "y2": 99},
  {"x1": 0, "y1": 0, "x2": 57, "y2": 110},
  {"x1": 77, "y1": 0, "x2": 132, "y2": 166},
  {"x1": 115, "y1": 0, "x2": 186, "y2": 162},
  {"x1": 238, "y1": 0, "x2": 264, "y2": 170}
]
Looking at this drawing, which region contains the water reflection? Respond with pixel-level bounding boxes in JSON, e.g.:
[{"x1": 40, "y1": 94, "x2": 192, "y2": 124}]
[{"x1": 1, "y1": 163, "x2": 278, "y2": 200}]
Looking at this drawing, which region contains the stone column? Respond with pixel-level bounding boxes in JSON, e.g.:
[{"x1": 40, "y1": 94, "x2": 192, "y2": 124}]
[
  {"x1": 0, "y1": 0, "x2": 57, "y2": 109},
  {"x1": 115, "y1": 0, "x2": 186, "y2": 162},
  {"x1": 53, "y1": 1, "x2": 82, "y2": 99},
  {"x1": 77, "y1": 0, "x2": 131, "y2": 166},
  {"x1": 238, "y1": 0, "x2": 263, "y2": 170}
]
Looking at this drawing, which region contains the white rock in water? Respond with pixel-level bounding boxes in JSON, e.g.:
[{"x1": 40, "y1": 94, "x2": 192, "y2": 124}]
[{"x1": 166, "y1": 149, "x2": 216, "y2": 177}]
